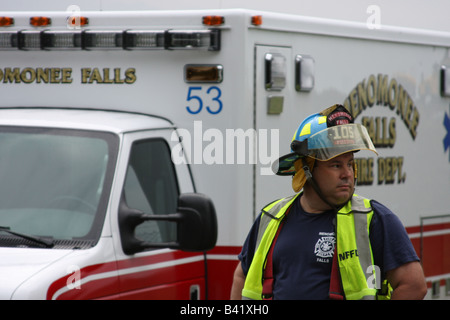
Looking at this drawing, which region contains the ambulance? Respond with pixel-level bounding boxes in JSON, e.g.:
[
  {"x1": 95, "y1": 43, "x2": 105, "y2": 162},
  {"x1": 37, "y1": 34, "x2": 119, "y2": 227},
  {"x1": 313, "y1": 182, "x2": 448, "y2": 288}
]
[{"x1": 0, "y1": 8, "x2": 449, "y2": 300}]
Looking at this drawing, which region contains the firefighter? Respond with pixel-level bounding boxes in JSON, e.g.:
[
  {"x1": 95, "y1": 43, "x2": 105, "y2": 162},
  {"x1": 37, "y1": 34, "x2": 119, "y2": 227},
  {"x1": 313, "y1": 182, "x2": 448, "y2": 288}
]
[{"x1": 230, "y1": 104, "x2": 427, "y2": 300}]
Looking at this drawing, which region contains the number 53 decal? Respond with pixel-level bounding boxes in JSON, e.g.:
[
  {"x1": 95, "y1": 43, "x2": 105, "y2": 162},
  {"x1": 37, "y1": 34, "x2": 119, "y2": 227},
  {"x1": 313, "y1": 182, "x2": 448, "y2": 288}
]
[{"x1": 186, "y1": 86, "x2": 223, "y2": 115}]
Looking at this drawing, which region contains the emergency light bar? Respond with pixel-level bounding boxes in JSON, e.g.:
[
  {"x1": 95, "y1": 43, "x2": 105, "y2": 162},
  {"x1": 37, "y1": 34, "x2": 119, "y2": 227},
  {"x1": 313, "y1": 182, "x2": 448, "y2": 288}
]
[
  {"x1": 42, "y1": 30, "x2": 82, "y2": 50},
  {"x1": 0, "y1": 28, "x2": 220, "y2": 51},
  {"x1": 19, "y1": 30, "x2": 42, "y2": 50},
  {"x1": 122, "y1": 30, "x2": 165, "y2": 50},
  {"x1": 83, "y1": 30, "x2": 123, "y2": 50}
]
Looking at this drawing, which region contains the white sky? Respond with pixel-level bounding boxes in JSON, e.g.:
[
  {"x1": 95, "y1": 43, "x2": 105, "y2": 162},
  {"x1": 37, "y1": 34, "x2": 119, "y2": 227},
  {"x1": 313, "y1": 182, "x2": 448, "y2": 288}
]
[{"x1": 2, "y1": 0, "x2": 449, "y2": 32}]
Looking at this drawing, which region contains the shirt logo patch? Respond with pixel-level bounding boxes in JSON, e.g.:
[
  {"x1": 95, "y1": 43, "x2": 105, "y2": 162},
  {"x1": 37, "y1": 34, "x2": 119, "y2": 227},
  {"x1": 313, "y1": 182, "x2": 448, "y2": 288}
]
[{"x1": 314, "y1": 236, "x2": 335, "y2": 258}]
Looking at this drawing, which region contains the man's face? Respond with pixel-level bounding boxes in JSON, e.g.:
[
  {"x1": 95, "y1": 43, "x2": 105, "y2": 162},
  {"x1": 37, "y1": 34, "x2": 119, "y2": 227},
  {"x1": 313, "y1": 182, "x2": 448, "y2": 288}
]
[{"x1": 313, "y1": 152, "x2": 355, "y2": 207}]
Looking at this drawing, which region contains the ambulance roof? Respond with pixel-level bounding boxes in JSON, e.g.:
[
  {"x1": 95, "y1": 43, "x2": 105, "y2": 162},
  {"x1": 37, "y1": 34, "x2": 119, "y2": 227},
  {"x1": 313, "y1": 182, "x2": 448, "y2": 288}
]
[{"x1": 1, "y1": 9, "x2": 450, "y2": 47}]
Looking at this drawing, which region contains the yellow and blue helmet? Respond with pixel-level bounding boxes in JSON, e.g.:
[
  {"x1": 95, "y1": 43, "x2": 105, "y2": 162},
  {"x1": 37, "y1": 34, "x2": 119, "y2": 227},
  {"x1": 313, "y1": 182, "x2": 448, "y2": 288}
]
[{"x1": 272, "y1": 104, "x2": 377, "y2": 175}]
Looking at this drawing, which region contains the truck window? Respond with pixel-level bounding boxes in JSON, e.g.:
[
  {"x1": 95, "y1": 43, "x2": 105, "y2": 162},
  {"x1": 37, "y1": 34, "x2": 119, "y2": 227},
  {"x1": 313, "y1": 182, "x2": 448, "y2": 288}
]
[
  {"x1": 123, "y1": 139, "x2": 179, "y2": 245},
  {"x1": 0, "y1": 127, "x2": 118, "y2": 248}
]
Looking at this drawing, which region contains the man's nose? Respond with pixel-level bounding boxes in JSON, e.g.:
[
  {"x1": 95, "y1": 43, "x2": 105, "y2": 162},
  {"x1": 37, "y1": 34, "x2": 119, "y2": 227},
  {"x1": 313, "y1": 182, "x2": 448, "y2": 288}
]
[{"x1": 341, "y1": 165, "x2": 353, "y2": 178}]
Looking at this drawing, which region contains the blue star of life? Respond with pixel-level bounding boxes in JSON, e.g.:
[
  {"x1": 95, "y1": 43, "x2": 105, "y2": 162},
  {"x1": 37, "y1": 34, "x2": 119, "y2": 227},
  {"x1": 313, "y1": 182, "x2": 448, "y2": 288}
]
[{"x1": 444, "y1": 111, "x2": 450, "y2": 161}]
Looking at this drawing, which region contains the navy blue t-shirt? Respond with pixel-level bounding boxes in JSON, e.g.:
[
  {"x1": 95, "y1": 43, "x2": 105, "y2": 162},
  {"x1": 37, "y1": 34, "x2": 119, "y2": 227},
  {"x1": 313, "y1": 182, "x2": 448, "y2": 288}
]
[{"x1": 238, "y1": 194, "x2": 419, "y2": 300}]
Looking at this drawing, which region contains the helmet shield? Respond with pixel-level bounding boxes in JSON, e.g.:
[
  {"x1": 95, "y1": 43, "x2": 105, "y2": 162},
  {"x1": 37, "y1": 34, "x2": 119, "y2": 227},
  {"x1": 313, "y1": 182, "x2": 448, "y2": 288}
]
[
  {"x1": 272, "y1": 123, "x2": 377, "y2": 175},
  {"x1": 306, "y1": 123, "x2": 377, "y2": 160}
]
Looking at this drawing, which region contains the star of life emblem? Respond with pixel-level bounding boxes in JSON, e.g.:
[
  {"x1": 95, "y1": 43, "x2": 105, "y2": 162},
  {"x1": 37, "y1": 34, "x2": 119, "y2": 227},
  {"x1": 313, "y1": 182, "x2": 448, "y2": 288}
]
[{"x1": 314, "y1": 236, "x2": 335, "y2": 258}]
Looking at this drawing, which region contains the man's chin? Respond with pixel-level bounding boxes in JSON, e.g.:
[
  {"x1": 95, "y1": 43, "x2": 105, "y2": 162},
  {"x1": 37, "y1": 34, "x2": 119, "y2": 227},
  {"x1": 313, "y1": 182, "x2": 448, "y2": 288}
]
[{"x1": 334, "y1": 193, "x2": 353, "y2": 207}]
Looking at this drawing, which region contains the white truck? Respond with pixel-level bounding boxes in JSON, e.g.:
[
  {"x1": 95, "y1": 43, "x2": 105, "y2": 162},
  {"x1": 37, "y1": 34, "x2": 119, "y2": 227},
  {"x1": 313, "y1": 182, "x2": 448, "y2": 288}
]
[{"x1": 0, "y1": 8, "x2": 449, "y2": 299}]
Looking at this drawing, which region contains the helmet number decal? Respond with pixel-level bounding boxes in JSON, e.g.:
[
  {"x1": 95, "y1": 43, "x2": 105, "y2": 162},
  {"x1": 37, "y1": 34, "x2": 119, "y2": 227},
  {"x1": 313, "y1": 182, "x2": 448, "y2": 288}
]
[{"x1": 330, "y1": 126, "x2": 355, "y2": 144}]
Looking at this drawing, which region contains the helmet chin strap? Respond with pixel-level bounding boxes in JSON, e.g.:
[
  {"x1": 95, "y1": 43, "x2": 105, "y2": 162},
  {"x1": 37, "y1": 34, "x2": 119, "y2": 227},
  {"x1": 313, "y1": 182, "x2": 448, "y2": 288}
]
[{"x1": 301, "y1": 157, "x2": 350, "y2": 214}]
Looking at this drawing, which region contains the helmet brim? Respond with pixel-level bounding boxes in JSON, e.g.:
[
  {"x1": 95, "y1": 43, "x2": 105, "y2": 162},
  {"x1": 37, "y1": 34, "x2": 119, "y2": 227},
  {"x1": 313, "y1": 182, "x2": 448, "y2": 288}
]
[{"x1": 271, "y1": 152, "x2": 301, "y2": 176}]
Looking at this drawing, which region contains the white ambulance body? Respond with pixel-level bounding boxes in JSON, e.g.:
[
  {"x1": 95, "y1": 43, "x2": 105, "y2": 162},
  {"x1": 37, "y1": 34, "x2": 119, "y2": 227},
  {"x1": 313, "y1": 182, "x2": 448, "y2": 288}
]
[{"x1": 0, "y1": 9, "x2": 449, "y2": 299}]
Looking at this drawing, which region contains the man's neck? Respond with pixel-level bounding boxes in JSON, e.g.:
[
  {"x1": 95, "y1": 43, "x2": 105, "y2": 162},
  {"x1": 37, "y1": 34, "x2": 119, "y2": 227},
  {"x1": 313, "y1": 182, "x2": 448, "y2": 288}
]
[{"x1": 299, "y1": 191, "x2": 332, "y2": 214}]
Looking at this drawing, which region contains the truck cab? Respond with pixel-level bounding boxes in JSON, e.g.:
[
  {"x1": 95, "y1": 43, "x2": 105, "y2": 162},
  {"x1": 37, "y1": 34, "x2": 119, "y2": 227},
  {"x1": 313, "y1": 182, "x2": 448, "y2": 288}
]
[{"x1": 0, "y1": 108, "x2": 217, "y2": 299}]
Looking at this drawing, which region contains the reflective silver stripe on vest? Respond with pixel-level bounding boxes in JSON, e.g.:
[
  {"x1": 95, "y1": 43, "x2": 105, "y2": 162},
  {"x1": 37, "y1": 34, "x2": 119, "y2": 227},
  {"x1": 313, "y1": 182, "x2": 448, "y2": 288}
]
[
  {"x1": 350, "y1": 195, "x2": 372, "y2": 214},
  {"x1": 343, "y1": 195, "x2": 375, "y2": 300},
  {"x1": 255, "y1": 194, "x2": 297, "y2": 250},
  {"x1": 354, "y1": 212, "x2": 373, "y2": 293},
  {"x1": 350, "y1": 195, "x2": 373, "y2": 286}
]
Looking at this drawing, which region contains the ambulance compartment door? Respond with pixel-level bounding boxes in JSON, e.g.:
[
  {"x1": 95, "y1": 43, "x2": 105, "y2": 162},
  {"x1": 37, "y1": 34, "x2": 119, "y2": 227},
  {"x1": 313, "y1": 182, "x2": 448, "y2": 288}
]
[{"x1": 254, "y1": 45, "x2": 296, "y2": 218}]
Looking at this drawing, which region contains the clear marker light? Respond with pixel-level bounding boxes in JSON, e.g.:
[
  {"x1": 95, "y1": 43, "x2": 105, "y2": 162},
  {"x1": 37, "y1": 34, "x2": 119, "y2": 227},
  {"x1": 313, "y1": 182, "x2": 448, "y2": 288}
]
[{"x1": 185, "y1": 64, "x2": 223, "y2": 83}]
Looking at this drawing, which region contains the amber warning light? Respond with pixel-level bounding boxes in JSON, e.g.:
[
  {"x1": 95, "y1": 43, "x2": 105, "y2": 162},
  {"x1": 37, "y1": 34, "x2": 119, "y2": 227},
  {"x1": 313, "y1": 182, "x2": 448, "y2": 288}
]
[
  {"x1": 0, "y1": 17, "x2": 14, "y2": 27},
  {"x1": 30, "y1": 16, "x2": 52, "y2": 27},
  {"x1": 202, "y1": 16, "x2": 225, "y2": 26},
  {"x1": 67, "y1": 16, "x2": 89, "y2": 28},
  {"x1": 251, "y1": 15, "x2": 263, "y2": 26}
]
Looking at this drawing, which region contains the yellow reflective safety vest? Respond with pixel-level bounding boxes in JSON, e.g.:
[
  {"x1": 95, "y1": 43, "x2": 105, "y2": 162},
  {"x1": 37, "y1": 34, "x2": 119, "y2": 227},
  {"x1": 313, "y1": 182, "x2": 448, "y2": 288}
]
[{"x1": 242, "y1": 193, "x2": 391, "y2": 300}]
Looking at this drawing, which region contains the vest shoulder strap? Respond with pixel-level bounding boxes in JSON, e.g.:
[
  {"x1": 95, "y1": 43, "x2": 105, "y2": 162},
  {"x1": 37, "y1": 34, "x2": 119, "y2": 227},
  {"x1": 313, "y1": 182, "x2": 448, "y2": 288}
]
[
  {"x1": 255, "y1": 194, "x2": 299, "y2": 251},
  {"x1": 342, "y1": 194, "x2": 372, "y2": 214}
]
